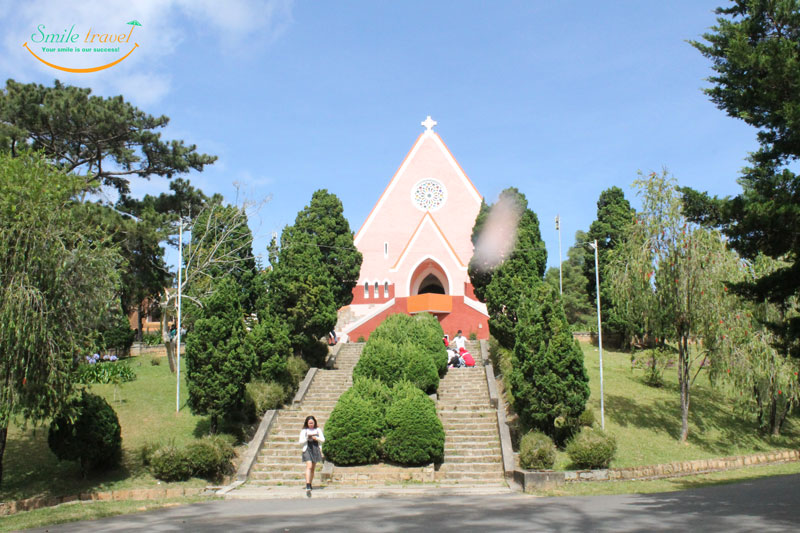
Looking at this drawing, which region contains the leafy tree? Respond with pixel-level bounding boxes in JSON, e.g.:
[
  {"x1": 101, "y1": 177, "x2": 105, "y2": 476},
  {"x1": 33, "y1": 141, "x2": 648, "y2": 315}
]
[
  {"x1": 545, "y1": 230, "x2": 595, "y2": 328},
  {"x1": 510, "y1": 283, "x2": 589, "y2": 443},
  {"x1": 0, "y1": 151, "x2": 120, "y2": 485},
  {"x1": 245, "y1": 312, "x2": 293, "y2": 384},
  {"x1": 708, "y1": 255, "x2": 800, "y2": 435},
  {"x1": 291, "y1": 189, "x2": 362, "y2": 309},
  {"x1": 0, "y1": 79, "x2": 216, "y2": 196},
  {"x1": 686, "y1": 1, "x2": 800, "y2": 357},
  {"x1": 584, "y1": 187, "x2": 635, "y2": 340},
  {"x1": 608, "y1": 170, "x2": 742, "y2": 442},
  {"x1": 264, "y1": 228, "x2": 338, "y2": 360},
  {"x1": 469, "y1": 188, "x2": 547, "y2": 349},
  {"x1": 185, "y1": 277, "x2": 250, "y2": 433}
]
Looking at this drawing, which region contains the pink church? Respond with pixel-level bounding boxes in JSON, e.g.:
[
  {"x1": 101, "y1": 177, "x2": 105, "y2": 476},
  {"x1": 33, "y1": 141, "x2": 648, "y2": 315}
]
[{"x1": 337, "y1": 117, "x2": 490, "y2": 341}]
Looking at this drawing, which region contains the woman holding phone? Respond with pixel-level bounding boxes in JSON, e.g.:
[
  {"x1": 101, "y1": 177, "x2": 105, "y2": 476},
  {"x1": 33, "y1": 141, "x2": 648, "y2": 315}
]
[{"x1": 299, "y1": 415, "x2": 324, "y2": 494}]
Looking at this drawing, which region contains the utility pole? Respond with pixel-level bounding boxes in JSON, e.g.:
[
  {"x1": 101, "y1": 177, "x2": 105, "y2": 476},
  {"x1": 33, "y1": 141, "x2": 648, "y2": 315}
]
[
  {"x1": 591, "y1": 239, "x2": 605, "y2": 429},
  {"x1": 176, "y1": 218, "x2": 184, "y2": 413}
]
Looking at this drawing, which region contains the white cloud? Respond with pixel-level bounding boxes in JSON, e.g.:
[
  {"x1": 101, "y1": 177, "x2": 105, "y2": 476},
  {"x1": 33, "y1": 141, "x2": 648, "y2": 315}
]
[{"x1": 0, "y1": 0, "x2": 294, "y2": 102}]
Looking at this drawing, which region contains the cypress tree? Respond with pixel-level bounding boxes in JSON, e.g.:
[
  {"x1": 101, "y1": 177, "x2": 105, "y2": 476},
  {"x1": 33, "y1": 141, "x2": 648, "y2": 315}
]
[
  {"x1": 510, "y1": 284, "x2": 589, "y2": 442},
  {"x1": 185, "y1": 276, "x2": 250, "y2": 433}
]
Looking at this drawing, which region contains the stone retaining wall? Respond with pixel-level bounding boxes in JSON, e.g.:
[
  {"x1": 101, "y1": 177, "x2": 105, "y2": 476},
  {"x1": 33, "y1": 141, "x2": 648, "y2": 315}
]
[
  {"x1": 0, "y1": 487, "x2": 205, "y2": 516},
  {"x1": 515, "y1": 449, "x2": 800, "y2": 492}
]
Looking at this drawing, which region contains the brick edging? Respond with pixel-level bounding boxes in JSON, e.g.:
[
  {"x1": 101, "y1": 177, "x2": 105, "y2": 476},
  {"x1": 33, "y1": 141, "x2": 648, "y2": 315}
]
[
  {"x1": 0, "y1": 486, "x2": 206, "y2": 516},
  {"x1": 514, "y1": 449, "x2": 800, "y2": 491}
]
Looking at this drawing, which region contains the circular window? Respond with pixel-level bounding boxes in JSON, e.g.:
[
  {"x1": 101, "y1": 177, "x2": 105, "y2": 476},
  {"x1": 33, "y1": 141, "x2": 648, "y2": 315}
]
[{"x1": 411, "y1": 179, "x2": 447, "y2": 211}]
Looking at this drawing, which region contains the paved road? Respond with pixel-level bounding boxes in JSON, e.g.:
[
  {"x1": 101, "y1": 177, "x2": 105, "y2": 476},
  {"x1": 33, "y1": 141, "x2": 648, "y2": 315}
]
[{"x1": 31, "y1": 474, "x2": 800, "y2": 532}]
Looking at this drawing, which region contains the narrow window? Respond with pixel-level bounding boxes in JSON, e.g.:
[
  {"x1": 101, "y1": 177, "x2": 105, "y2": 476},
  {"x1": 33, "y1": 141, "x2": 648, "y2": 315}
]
[
  {"x1": 374, "y1": 281, "x2": 379, "y2": 299},
  {"x1": 384, "y1": 242, "x2": 388, "y2": 258},
  {"x1": 384, "y1": 281, "x2": 389, "y2": 298},
  {"x1": 364, "y1": 282, "x2": 369, "y2": 298}
]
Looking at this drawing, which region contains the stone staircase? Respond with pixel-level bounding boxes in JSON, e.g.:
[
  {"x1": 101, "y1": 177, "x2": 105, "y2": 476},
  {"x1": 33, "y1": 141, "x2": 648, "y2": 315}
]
[
  {"x1": 246, "y1": 340, "x2": 505, "y2": 488},
  {"x1": 247, "y1": 344, "x2": 361, "y2": 487},
  {"x1": 434, "y1": 341, "x2": 505, "y2": 484}
]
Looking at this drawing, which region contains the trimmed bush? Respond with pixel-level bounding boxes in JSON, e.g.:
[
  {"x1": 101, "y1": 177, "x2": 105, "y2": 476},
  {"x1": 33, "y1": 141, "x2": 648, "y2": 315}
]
[
  {"x1": 519, "y1": 431, "x2": 556, "y2": 470},
  {"x1": 245, "y1": 381, "x2": 287, "y2": 418},
  {"x1": 578, "y1": 407, "x2": 595, "y2": 428},
  {"x1": 410, "y1": 313, "x2": 448, "y2": 375},
  {"x1": 566, "y1": 427, "x2": 617, "y2": 469},
  {"x1": 150, "y1": 444, "x2": 193, "y2": 481},
  {"x1": 403, "y1": 344, "x2": 439, "y2": 393},
  {"x1": 48, "y1": 391, "x2": 122, "y2": 475},
  {"x1": 353, "y1": 336, "x2": 406, "y2": 386},
  {"x1": 384, "y1": 391, "x2": 444, "y2": 465},
  {"x1": 323, "y1": 388, "x2": 386, "y2": 465},
  {"x1": 186, "y1": 436, "x2": 235, "y2": 480}
]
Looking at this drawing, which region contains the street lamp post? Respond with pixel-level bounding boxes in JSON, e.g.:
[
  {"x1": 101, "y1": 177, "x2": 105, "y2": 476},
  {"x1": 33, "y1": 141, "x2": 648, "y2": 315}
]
[
  {"x1": 555, "y1": 215, "x2": 563, "y2": 296},
  {"x1": 590, "y1": 239, "x2": 605, "y2": 430},
  {"x1": 175, "y1": 218, "x2": 184, "y2": 413}
]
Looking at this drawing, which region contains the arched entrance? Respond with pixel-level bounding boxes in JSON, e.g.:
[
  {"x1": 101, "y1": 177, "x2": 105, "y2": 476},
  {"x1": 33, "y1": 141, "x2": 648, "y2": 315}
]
[{"x1": 409, "y1": 258, "x2": 449, "y2": 296}]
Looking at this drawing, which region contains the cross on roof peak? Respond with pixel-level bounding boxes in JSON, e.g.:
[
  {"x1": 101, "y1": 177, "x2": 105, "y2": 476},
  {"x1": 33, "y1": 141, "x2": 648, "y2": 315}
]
[{"x1": 421, "y1": 115, "x2": 437, "y2": 132}]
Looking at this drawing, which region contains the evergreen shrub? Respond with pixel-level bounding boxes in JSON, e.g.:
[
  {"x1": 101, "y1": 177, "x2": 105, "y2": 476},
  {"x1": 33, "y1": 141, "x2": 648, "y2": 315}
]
[
  {"x1": 323, "y1": 388, "x2": 385, "y2": 465},
  {"x1": 287, "y1": 356, "x2": 309, "y2": 392},
  {"x1": 245, "y1": 316, "x2": 292, "y2": 383},
  {"x1": 384, "y1": 390, "x2": 444, "y2": 465},
  {"x1": 403, "y1": 344, "x2": 439, "y2": 393},
  {"x1": 353, "y1": 336, "x2": 405, "y2": 386},
  {"x1": 245, "y1": 381, "x2": 287, "y2": 418},
  {"x1": 48, "y1": 391, "x2": 122, "y2": 475},
  {"x1": 186, "y1": 436, "x2": 235, "y2": 480},
  {"x1": 149, "y1": 444, "x2": 193, "y2": 481},
  {"x1": 578, "y1": 407, "x2": 595, "y2": 428},
  {"x1": 519, "y1": 431, "x2": 556, "y2": 470},
  {"x1": 411, "y1": 312, "x2": 448, "y2": 375},
  {"x1": 566, "y1": 427, "x2": 617, "y2": 469}
]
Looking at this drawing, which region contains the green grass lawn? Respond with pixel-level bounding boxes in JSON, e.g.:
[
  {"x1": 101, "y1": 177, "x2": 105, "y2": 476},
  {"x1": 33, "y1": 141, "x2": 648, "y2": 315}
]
[
  {"x1": 1, "y1": 355, "x2": 220, "y2": 503},
  {"x1": 557, "y1": 342, "x2": 800, "y2": 470}
]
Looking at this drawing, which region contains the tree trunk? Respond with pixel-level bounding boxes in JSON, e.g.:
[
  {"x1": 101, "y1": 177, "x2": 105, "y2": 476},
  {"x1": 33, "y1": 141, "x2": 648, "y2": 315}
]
[
  {"x1": 136, "y1": 303, "x2": 144, "y2": 342},
  {"x1": 0, "y1": 425, "x2": 7, "y2": 485},
  {"x1": 679, "y1": 335, "x2": 690, "y2": 443}
]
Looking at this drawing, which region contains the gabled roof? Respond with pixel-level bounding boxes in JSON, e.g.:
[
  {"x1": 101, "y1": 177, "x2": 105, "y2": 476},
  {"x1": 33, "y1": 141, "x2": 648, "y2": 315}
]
[
  {"x1": 390, "y1": 211, "x2": 466, "y2": 272},
  {"x1": 354, "y1": 129, "x2": 482, "y2": 247}
]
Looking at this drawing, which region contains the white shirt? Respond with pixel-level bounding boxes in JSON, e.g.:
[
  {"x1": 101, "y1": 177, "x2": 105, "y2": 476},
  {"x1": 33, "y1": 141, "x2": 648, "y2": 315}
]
[
  {"x1": 299, "y1": 427, "x2": 325, "y2": 452},
  {"x1": 453, "y1": 335, "x2": 467, "y2": 351}
]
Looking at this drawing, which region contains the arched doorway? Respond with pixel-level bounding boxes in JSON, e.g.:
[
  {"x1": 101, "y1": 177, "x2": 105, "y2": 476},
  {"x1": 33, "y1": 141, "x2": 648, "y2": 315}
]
[{"x1": 409, "y1": 258, "x2": 449, "y2": 296}]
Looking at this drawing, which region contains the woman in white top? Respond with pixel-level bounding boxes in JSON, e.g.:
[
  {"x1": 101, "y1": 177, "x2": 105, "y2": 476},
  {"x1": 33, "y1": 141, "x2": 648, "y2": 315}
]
[{"x1": 299, "y1": 415, "x2": 325, "y2": 493}]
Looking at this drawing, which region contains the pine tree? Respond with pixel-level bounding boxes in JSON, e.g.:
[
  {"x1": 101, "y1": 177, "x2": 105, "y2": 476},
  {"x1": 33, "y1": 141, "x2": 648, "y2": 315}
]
[
  {"x1": 469, "y1": 188, "x2": 547, "y2": 349},
  {"x1": 545, "y1": 230, "x2": 595, "y2": 328},
  {"x1": 185, "y1": 277, "x2": 250, "y2": 433},
  {"x1": 291, "y1": 189, "x2": 362, "y2": 309},
  {"x1": 510, "y1": 283, "x2": 589, "y2": 442}
]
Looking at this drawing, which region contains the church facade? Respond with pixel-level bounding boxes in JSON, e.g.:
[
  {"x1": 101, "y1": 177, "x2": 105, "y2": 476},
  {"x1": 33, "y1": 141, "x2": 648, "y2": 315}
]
[{"x1": 337, "y1": 117, "x2": 490, "y2": 341}]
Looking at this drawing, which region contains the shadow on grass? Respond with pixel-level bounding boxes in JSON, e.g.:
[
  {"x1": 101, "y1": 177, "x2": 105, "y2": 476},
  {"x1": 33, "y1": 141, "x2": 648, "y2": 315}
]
[{"x1": 605, "y1": 393, "x2": 682, "y2": 441}]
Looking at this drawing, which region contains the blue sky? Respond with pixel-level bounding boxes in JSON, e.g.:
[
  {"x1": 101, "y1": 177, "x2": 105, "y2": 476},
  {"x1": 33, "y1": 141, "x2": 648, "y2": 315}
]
[{"x1": 2, "y1": 1, "x2": 757, "y2": 271}]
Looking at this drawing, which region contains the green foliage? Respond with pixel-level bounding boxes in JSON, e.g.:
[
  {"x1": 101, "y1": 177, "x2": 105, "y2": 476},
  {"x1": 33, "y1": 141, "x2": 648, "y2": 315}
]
[
  {"x1": 688, "y1": 1, "x2": 800, "y2": 357},
  {"x1": 0, "y1": 151, "x2": 120, "y2": 484},
  {"x1": 95, "y1": 307, "x2": 136, "y2": 356},
  {"x1": 384, "y1": 388, "x2": 444, "y2": 465},
  {"x1": 0, "y1": 79, "x2": 216, "y2": 196},
  {"x1": 607, "y1": 170, "x2": 743, "y2": 441},
  {"x1": 148, "y1": 444, "x2": 193, "y2": 482},
  {"x1": 584, "y1": 187, "x2": 636, "y2": 340},
  {"x1": 354, "y1": 315, "x2": 440, "y2": 392},
  {"x1": 244, "y1": 381, "x2": 287, "y2": 418},
  {"x1": 578, "y1": 406, "x2": 596, "y2": 428},
  {"x1": 286, "y1": 356, "x2": 310, "y2": 393},
  {"x1": 322, "y1": 384, "x2": 386, "y2": 465},
  {"x1": 76, "y1": 362, "x2": 136, "y2": 385},
  {"x1": 632, "y1": 346, "x2": 676, "y2": 388},
  {"x1": 185, "y1": 277, "x2": 250, "y2": 433},
  {"x1": 519, "y1": 431, "x2": 556, "y2": 470},
  {"x1": 245, "y1": 314, "x2": 292, "y2": 383},
  {"x1": 544, "y1": 230, "x2": 596, "y2": 329},
  {"x1": 566, "y1": 427, "x2": 617, "y2": 469},
  {"x1": 264, "y1": 227, "x2": 338, "y2": 360},
  {"x1": 185, "y1": 436, "x2": 235, "y2": 480},
  {"x1": 468, "y1": 188, "x2": 547, "y2": 349},
  {"x1": 511, "y1": 284, "x2": 589, "y2": 442},
  {"x1": 142, "y1": 332, "x2": 163, "y2": 346},
  {"x1": 290, "y1": 189, "x2": 362, "y2": 309},
  {"x1": 48, "y1": 392, "x2": 122, "y2": 475}
]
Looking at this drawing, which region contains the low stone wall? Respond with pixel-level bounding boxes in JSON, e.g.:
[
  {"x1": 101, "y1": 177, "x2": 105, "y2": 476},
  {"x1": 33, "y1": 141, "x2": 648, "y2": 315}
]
[
  {"x1": 0, "y1": 486, "x2": 205, "y2": 516},
  {"x1": 515, "y1": 449, "x2": 800, "y2": 492}
]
